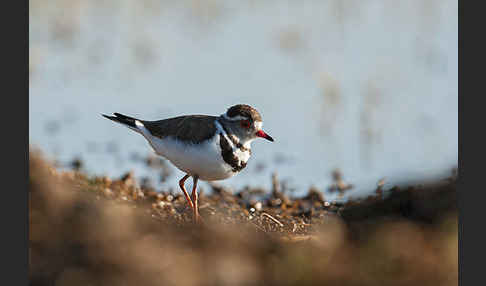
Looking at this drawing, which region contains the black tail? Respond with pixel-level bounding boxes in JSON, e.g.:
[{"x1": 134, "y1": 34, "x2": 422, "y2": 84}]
[{"x1": 102, "y1": 112, "x2": 141, "y2": 129}]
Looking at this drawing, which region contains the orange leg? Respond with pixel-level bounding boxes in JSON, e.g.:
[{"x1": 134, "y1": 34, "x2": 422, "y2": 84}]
[
  {"x1": 179, "y1": 175, "x2": 194, "y2": 210},
  {"x1": 191, "y1": 176, "x2": 201, "y2": 223}
]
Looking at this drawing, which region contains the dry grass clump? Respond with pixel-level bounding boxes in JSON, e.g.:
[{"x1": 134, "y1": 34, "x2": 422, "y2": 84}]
[{"x1": 29, "y1": 150, "x2": 457, "y2": 286}]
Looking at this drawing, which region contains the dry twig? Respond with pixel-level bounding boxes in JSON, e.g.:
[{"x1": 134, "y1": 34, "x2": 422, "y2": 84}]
[{"x1": 261, "y1": 212, "x2": 284, "y2": 227}]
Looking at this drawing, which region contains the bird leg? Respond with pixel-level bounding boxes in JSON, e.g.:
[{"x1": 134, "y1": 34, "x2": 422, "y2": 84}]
[
  {"x1": 191, "y1": 176, "x2": 201, "y2": 223},
  {"x1": 179, "y1": 174, "x2": 194, "y2": 210}
]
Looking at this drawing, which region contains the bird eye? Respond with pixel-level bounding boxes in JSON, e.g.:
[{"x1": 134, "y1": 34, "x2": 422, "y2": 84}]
[{"x1": 240, "y1": 120, "x2": 250, "y2": 129}]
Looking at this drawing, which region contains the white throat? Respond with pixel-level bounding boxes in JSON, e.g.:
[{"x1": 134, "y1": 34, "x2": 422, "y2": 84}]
[
  {"x1": 214, "y1": 120, "x2": 253, "y2": 163},
  {"x1": 240, "y1": 138, "x2": 254, "y2": 149}
]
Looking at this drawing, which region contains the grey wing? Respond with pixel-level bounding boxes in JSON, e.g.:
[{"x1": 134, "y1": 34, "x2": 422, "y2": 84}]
[{"x1": 143, "y1": 115, "x2": 218, "y2": 144}]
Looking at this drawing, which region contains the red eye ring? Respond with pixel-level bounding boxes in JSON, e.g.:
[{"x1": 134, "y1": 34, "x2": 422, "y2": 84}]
[{"x1": 240, "y1": 120, "x2": 251, "y2": 129}]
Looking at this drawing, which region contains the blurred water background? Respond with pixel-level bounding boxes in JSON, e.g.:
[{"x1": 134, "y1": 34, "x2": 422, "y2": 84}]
[{"x1": 29, "y1": 0, "x2": 457, "y2": 200}]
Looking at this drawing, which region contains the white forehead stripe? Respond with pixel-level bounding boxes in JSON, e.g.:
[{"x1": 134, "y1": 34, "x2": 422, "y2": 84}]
[{"x1": 255, "y1": 121, "x2": 262, "y2": 130}]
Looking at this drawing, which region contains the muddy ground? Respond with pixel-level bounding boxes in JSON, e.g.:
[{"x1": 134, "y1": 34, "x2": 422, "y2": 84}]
[{"x1": 29, "y1": 150, "x2": 457, "y2": 286}]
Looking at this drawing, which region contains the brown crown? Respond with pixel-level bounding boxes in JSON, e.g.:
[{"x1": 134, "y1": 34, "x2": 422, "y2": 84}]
[{"x1": 226, "y1": 104, "x2": 262, "y2": 122}]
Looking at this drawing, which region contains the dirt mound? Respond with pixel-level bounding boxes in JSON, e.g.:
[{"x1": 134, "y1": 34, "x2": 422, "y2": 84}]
[{"x1": 29, "y1": 151, "x2": 457, "y2": 286}]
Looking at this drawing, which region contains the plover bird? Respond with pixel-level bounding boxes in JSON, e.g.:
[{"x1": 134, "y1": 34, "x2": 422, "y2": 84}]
[{"x1": 102, "y1": 104, "x2": 273, "y2": 223}]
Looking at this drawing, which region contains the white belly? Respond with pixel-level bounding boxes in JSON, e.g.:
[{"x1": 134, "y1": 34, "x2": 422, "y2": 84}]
[{"x1": 146, "y1": 134, "x2": 236, "y2": 181}]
